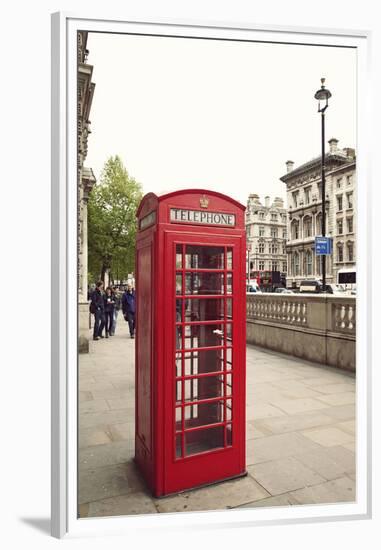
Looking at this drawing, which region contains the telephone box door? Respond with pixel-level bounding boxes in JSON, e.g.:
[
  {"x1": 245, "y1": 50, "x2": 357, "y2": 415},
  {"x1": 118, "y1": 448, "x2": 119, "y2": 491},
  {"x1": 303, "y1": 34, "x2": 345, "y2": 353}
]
[{"x1": 162, "y1": 232, "x2": 246, "y2": 494}]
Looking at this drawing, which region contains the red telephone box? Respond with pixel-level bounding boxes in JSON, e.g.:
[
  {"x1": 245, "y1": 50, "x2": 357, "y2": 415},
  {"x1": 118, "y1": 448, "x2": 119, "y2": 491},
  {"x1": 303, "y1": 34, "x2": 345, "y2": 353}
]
[{"x1": 135, "y1": 189, "x2": 246, "y2": 497}]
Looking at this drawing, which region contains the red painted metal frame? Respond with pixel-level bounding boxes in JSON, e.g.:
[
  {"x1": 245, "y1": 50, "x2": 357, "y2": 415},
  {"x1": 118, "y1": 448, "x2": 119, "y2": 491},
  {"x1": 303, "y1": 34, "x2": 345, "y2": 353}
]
[{"x1": 135, "y1": 189, "x2": 246, "y2": 497}]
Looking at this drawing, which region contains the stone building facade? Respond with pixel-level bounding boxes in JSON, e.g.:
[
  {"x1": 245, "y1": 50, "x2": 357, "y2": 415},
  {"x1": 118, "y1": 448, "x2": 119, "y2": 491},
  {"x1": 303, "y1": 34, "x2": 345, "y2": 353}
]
[
  {"x1": 245, "y1": 194, "x2": 287, "y2": 275},
  {"x1": 280, "y1": 138, "x2": 356, "y2": 289},
  {"x1": 78, "y1": 31, "x2": 96, "y2": 353}
]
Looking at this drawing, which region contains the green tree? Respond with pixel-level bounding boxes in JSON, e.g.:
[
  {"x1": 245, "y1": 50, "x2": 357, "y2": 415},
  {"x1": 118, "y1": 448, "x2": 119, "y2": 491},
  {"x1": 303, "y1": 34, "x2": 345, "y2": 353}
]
[{"x1": 88, "y1": 156, "x2": 143, "y2": 283}]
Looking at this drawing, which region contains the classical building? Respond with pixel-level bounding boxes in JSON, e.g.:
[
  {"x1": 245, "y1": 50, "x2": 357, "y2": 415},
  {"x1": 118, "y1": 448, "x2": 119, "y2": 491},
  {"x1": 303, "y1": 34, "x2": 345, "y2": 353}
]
[
  {"x1": 78, "y1": 31, "x2": 96, "y2": 353},
  {"x1": 280, "y1": 138, "x2": 356, "y2": 289},
  {"x1": 245, "y1": 194, "x2": 287, "y2": 275}
]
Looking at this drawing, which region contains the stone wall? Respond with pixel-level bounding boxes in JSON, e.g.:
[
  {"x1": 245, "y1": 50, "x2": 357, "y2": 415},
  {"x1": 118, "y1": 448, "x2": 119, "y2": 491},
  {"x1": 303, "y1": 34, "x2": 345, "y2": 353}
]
[{"x1": 246, "y1": 294, "x2": 356, "y2": 372}]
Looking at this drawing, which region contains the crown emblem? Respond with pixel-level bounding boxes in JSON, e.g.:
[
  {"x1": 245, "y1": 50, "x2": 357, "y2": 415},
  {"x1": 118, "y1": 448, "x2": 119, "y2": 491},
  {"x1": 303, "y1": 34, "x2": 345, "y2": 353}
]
[{"x1": 200, "y1": 195, "x2": 209, "y2": 208}]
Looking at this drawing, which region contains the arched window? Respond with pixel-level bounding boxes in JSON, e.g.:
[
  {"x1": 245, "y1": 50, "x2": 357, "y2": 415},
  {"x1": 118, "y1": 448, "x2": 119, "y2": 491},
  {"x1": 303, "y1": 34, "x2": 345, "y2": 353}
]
[
  {"x1": 293, "y1": 252, "x2": 300, "y2": 276},
  {"x1": 306, "y1": 250, "x2": 313, "y2": 275},
  {"x1": 291, "y1": 219, "x2": 299, "y2": 240},
  {"x1": 304, "y1": 216, "x2": 312, "y2": 238}
]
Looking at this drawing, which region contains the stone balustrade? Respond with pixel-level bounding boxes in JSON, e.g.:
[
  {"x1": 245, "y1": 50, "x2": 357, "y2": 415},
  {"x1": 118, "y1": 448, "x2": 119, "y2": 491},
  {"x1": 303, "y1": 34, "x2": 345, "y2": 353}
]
[{"x1": 246, "y1": 293, "x2": 356, "y2": 371}]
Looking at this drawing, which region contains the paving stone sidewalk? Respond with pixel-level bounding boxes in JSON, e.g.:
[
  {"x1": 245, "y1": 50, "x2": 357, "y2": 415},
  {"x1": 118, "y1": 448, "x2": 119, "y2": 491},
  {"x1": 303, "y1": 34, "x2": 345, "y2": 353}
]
[{"x1": 78, "y1": 317, "x2": 356, "y2": 518}]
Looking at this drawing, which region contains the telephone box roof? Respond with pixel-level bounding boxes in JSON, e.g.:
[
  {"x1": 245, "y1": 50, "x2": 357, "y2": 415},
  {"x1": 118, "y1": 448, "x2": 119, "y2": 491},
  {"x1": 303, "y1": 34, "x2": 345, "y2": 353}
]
[{"x1": 136, "y1": 188, "x2": 246, "y2": 218}]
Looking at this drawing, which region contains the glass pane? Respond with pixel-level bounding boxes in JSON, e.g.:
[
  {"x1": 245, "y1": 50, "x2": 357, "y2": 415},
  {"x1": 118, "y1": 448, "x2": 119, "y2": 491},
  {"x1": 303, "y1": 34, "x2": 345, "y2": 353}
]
[
  {"x1": 184, "y1": 298, "x2": 225, "y2": 322},
  {"x1": 226, "y1": 373, "x2": 232, "y2": 396},
  {"x1": 176, "y1": 380, "x2": 182, "y2": 404},
  {"x1": 185, "y1": 425, "x2": 224, "y2": 456},
  {"x1": 176, "y1": 244, "x2": 183, "y2": 268},
  {"x1": 176, "y1": 434, "x2": 182, "y2": 458},
  {"x1": 184, "y1": 349, "x2": 224, "y2": 376},
  {"x1": 175, "y1": 406, "x2": 182, "y2": 428},
  {"x1": 184, "y1": 374, "x2": 224, "y2": 402},
  {"x1": 225, "y1": 347, "x2": 232, "y2": 366},
  {"x1": 176, "y1": 274, "x2": 182, "y2": 294},
  {"x1": 226, "y1": 273, "x2": 233, "y2": 294},
  {"x1": 226, "y1": 323, "x2": 232, "y2": 344},
  {"x1": 226, "y1": 298, "x2": 233, "y2": 320},
  {"x1": 226, "y1": 424, "x2": 232, "y2": 446},
  {"x1": 185, "y1": 272, "x2": 224, "y2": 295},
  {"x1": 185, "y1": 246, "x2": 224, "y2": 269},
  {"x1": 184, "y1": 399, "x2": 224, "y2": 429},
  {"x1": 226, "y1": 399, "x2": 232, "y2": 421},
  {"x1": 226, "y1": 248, "x2": 233, "y2": 269},
  {"x1": 175, "y1": 353, "x2": 182, "y2": 377},
  {"x1": 182, "y1": 323, "x2": 226, "y2": 349}
]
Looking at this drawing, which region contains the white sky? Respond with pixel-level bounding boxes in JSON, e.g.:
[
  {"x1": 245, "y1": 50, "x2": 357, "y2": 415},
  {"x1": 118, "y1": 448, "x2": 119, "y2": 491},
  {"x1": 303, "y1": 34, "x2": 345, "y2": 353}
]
[{"x1": 86, "y1": 33, "x2": 356, "y2": 206}]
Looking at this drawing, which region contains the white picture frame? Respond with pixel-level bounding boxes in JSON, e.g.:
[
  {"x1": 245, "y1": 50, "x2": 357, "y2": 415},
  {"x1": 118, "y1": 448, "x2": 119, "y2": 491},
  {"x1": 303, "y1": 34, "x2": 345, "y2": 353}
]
[{"x1": 51, "y1": 12, "x2": 372, "y2": 539}]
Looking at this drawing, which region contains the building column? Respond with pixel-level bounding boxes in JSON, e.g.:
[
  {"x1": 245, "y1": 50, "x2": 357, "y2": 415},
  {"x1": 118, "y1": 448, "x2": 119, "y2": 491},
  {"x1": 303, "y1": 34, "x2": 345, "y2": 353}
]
[{"x1": 78, "y1": 172, "x2": 95, "y2": 354}]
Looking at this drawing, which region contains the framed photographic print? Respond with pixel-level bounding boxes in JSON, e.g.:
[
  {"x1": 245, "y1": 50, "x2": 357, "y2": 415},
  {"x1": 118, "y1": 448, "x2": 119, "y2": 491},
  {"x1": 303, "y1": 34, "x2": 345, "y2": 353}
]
[{"x1": 51, "y1": 12, "x2": 372, "y2": 539}]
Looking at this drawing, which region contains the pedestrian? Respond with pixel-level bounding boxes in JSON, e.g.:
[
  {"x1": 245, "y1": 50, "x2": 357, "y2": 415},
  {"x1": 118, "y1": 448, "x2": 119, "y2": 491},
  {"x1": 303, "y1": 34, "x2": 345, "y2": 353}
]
[
  {"x1": 104, "y1": 286, "x2": 115, "y2": 338},
  {"x1": 110, "y1": 286, "x2": 121, "y2": 336},
  {"x1": 90, "y1": 281, "x2": 105, "y2": 341},
  {"x1": 122, "y1": 283, "x2": 136, "y2": 338}
]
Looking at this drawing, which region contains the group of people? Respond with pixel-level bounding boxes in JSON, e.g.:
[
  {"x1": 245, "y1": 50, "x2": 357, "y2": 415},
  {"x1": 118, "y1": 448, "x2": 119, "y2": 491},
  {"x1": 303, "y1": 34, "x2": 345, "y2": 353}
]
[{"x1": 89, "y1": 281, "x2": 136, "y2": 341}]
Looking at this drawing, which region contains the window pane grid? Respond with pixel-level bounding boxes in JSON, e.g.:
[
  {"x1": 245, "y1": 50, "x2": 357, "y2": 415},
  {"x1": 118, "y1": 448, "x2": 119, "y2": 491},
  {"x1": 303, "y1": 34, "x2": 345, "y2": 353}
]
[{"x1": 174, "y1": 244, "x2": 234, "y2": 459}]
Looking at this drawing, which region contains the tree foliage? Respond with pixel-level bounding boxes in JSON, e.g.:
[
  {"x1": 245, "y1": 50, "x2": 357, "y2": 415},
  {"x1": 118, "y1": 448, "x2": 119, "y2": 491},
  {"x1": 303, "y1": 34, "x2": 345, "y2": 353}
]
[{"x1": 88, "y1": 156, "x2": 143, "y2": 283}]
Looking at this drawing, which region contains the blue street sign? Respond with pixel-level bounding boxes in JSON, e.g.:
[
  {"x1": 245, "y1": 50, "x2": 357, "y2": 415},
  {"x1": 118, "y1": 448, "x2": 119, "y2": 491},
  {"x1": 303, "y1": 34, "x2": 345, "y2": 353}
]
[{"x1": 315, "y1": 236, "x2": 333, "y2": 255}]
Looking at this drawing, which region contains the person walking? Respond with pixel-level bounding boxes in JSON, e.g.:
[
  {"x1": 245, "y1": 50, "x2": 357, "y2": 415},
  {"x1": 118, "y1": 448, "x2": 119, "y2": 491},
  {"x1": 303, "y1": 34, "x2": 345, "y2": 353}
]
[
  {"x1": 104, "y1": 286, "x2": 115, "y2": 338},
  {"x1": 122, "y1": 283, "x2": 136, "y2": 338},
  {"x1": 91, "y1": 281, "x2": 105, "y2": 341},
  {"x1": 110, "y1": 286, "x2": 121, "y2": 336}
]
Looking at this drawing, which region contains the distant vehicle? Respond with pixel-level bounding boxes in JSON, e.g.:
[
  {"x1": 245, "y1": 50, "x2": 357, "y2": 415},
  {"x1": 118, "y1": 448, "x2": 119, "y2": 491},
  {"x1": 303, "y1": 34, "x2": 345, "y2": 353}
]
[
  {"x1": 299, "y1": 279, "x2": 322, "y2": 293},
  {"x1": 250, "y1": 270, "x2": 286, "y2": 292},
  {"x1": 299, "y1": 280, "x2": 346, "y2": 295},
  {"x1": 274, "y1": 288, "x2": 294, "y2": 294},
  {"x1": 246, "y1": 284, "x2": 261, "y2": 293}
]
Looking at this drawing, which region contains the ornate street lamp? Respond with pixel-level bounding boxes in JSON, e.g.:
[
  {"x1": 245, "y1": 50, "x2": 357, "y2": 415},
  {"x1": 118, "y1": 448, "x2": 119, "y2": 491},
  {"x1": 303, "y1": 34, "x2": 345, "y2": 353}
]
[{"x1": 314, "y1": 77, "x2": 332, "y2": 292}]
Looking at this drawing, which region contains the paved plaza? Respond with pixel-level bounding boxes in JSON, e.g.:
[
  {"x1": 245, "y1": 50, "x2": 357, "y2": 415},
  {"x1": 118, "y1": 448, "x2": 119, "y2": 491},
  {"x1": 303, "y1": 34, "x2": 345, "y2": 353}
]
[{"x1": 78, "y1": 318, "x2": 356, "y2": 518}]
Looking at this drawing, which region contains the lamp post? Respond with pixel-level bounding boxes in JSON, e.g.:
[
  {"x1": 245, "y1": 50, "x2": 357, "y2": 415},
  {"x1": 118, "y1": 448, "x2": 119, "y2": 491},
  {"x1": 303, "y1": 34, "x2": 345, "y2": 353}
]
[{"x1": 314, "y1": 77, "x2": 331, "y2": 292}]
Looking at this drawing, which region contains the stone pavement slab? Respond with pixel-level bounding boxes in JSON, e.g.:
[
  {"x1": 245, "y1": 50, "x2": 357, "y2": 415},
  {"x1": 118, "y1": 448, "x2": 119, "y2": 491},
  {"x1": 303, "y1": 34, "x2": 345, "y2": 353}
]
[
  {"x1": 78, "y1": 330, "x2": 356, "y2": 517},
  {"x1": 289, "y1": 476, "x2": 356, "y2": 505},
  {"x1": 154, "y1": 475, "x2": 270, "y2": 513},
  {"x1": 248, "y1": 456, "x2": 325, "y2": 496}
]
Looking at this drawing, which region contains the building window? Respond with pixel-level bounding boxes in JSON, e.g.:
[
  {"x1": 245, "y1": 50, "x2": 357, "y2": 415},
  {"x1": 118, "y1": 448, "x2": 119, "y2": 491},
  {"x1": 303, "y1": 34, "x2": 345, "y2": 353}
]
[
  {"x1": 304, "y1": 216, "x2": 312, "y2": 237},
  {"x1": 304, "y1": 187, "x2": 311, "y2": 205},
  {"x1": 337, "y1": 219, "x2": 343, "y2": 235},
  {"x1": 306, "y1": 250, "x2": 313, "y2": 276},
  {"x1": 270, "y1": 244, "x2": 278, "y2": 254},
  {"x1": 259, "y1": 211, "x2": 265, "y2": 220},
  {"x1": 336, "y1": 177, "x2": 342, "y2": 189},
  {"x1": 272, "y1": 261, "x2": 278, "y2": 271},
  {"x1": 259, "y1": 261, "x2": 265, "y2": 270},
  {"x1": 337, "y1": 245, "x2": 344, "y2": 263},
  {"x1": 292, "y1": 191, "x2": 299, "y2": 208},
  {"x1": 337, "y1": 195, "x2": 343, "y2": 211},
  {"x1": 292, "y1": 220, "x2": 299, "y2": 240},
  {"x1": 318, "y1": 184, "x2": 322, "y2": 200},
  {"x1": 258, "y1": 242, "x2": 265, "y2": 254},
  {"x1": 294, "y1": 252, "x2": 300, "y2": 276},
  {"x1": 347, "y1": 192, "x2": 353, "y2": 209},
  {"x1": 271, "y1": 213, "x2": 277, "y2": 221},
  {"x1": 271, "y1": 227, "x2": 278, "y2": 238},
  {"x1": 282, "y1": 245, "x2": 286, "y2": 254},
  {"x1": 291, "y1": 252, "x2": 300, "y2": 276},
  {"x1": 282, "y1": 229, "x2": 287, "y2": 238},
  {"x1": 259, "y1": 226, "x2": 265, "y2": 237},
  {"x1": 347, "y1": 217, "x2": 353, "y2": 233},
  {"x1": 283, "y1": 261, "x2": 287, "y2": 272},
  {"x1": 347, "y1": 242, "x2": 354, "y2": 262},
  {"x1": 282, "y1": 214, "x2": 287, "y2": 223},
  {"x1": 316, "y1": 255, "x2": 322, "y2": 276},
  {"x1": 347, "y1": 174, "x2": 353, "y2": 186}
]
